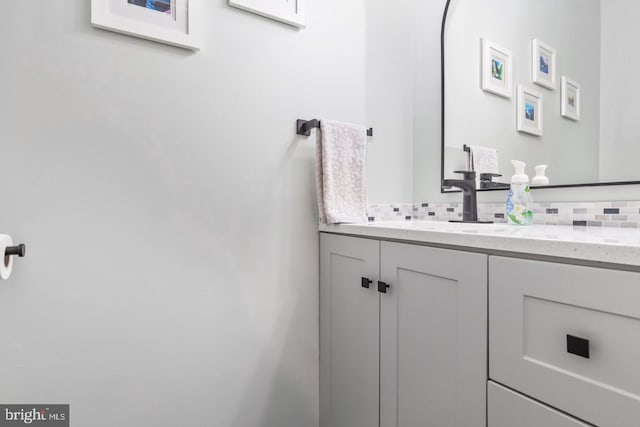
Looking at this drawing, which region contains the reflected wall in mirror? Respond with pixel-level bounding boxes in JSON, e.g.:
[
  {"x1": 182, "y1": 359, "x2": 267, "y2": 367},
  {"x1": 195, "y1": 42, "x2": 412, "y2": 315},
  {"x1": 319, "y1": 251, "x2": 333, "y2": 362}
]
[{"x1": 442, "y1": 0, "x2": 640, "y2": 191}]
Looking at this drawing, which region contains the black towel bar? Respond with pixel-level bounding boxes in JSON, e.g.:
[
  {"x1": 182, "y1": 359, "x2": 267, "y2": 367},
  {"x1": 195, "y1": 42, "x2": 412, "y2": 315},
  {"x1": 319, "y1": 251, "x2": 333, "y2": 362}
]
[{"x1": 296, "y1": 119, "x2": 373, "y2": 137}]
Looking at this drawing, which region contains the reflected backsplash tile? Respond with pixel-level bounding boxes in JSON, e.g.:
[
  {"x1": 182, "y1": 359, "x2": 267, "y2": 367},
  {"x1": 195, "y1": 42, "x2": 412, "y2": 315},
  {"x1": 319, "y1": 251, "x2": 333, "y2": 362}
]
[{"x1": 366, "y1": 201, "x2": 640, "y2": 228}]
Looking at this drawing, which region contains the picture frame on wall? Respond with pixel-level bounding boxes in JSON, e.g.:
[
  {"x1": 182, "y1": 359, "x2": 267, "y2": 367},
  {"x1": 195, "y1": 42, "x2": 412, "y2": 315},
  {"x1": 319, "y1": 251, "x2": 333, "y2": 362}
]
[
  {"x1": 517, "y1": 85, "x2": 544, "y2": 136},
  {"x1": 481, "y1": 39, "x2": 513, "y2": 98},
  {"x1": 532, "y1": 39, "x2": 556, "y2": 90},
  {"x1": 91, "y1": 0, "x2": 201, "y2": 50},
  {"x1": 229, "y1": 0, "x2": 306, "y2": 28},
  {"x1": 561, "y1": 77, "x2": 581, "y2": 121}
]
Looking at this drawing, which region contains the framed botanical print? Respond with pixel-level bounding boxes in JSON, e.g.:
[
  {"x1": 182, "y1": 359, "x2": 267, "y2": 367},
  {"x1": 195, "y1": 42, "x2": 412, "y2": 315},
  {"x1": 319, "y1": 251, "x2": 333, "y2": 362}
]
[
  {"x1": 517, "y1": 85, "x2": 544, "y2": 136},
  {"x1": 481, "y1": 39, "x2": 513, "y2": 98},
  {"x1": 532, "y1": 39, "x2": 556, "y2": 90},
  {"x1": 230, "y1": 0, "x2": 306, "y2": 28},
  {"x1": 91, "y1": 0, "x2": 201, "y2": 50},
  {"x1": 561, "y1": 77, "x2": 581, "y2": 121}
]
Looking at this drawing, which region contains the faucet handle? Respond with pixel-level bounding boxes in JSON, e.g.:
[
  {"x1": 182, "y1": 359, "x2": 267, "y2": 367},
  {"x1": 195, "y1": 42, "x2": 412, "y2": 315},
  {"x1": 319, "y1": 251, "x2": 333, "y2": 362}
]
[
  {"x1": 453, "y1": 170, "x2": 476, "y2": 180},
  {"x1": 479, "y1": 173, "x2": 502, "y2": 182}
]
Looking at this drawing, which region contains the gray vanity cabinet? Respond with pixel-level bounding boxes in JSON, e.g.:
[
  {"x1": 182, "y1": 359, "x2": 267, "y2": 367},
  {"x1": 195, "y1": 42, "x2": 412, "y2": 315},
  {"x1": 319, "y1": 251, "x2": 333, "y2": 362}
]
[{"x1": 320, "y1": 233, "x2": 488, "y2": 427}]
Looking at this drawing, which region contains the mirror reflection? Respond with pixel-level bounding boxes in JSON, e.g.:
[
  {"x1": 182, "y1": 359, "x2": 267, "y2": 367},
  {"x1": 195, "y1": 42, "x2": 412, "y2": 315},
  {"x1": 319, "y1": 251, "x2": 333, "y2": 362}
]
[{"x1": 443, "y1": 0, "x2": 640, "y2": 189}]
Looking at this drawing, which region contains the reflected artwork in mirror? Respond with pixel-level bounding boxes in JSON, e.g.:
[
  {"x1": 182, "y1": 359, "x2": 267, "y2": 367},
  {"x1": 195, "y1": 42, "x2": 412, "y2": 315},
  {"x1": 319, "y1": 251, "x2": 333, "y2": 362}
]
[{"x1": 441, "y1": 0, "x2": 640, "y2": 192}]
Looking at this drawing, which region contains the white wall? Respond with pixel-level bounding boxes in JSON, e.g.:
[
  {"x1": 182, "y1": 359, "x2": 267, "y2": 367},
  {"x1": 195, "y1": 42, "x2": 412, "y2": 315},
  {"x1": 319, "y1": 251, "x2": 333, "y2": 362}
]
[
  {"x1": 599, "y1": 0, "x2": 640, "y2": 182},
  {"x1": 0, "y1": 1, "x2": 366, "y2": 426},
  {"x1": 365, "y1": 0, "x2": 415, "y2": 203},
  {"x1": 415, "y1": 0, "x2": 640, "y2": 203}
]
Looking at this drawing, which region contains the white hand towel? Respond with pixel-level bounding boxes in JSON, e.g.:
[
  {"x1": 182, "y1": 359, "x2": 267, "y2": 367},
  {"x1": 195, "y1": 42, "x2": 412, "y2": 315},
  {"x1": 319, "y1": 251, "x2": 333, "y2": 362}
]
[
  {"x1": 468, "y1": 145, "x2": 499, "y2": 182},
  {"x1": 315, "y1": 119, "x2": 368, "y2": 224}
]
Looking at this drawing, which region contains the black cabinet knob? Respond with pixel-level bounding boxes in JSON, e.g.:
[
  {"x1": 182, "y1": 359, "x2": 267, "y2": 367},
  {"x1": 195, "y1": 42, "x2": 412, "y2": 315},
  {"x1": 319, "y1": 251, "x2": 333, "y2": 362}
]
[
  {"x1": 567, "y1": 334, "x2": 590, "y2": 359},
  {"x1": 361, "y1": 277, "x2": 372, "y2": 289},
  {"x1": 377, "y1": 281, "x2": 390, "y2": 294},
  {"x1": 5, "y1": 244, "x2": 25, "y2": 258}
]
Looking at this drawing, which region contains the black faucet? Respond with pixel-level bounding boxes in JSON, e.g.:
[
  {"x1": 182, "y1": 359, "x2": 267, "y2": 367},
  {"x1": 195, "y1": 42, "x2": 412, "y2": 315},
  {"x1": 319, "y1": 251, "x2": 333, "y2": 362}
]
[
  {"x1": 442, "y1": 171, "x2": 492, "y2": 223},
  {"x1": 479, "y1": 173, "x2": 510, "y2": 190}
]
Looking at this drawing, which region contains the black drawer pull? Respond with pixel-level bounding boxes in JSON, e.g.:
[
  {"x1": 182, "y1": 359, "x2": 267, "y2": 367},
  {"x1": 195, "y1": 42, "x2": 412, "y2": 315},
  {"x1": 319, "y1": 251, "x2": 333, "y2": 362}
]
[
  {"x1": 361, "y1": 277, "x2": 372, "y2": 289},
  {"x1": 377, "y1": 281, "x2": 390, "y2": 294},
  {"x1": 567, "y1": 335, "x2": 590, "y2": 359}
]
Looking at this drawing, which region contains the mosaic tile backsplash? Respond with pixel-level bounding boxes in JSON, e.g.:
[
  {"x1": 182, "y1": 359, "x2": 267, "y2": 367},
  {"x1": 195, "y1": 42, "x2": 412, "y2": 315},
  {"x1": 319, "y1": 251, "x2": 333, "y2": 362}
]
[{"x1": 367, "y1": 201, "x2": 640, "y2": 228}]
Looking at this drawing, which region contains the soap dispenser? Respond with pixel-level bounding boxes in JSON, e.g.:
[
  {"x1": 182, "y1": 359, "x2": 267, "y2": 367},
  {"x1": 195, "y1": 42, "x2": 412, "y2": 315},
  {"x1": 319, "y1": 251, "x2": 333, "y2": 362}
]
[
  {"x1": 506, "y1": 160, "x2": 533, "y2": 225},
  {"x1": 532, "y1": 165, "x2": 549, "y2": 186}
]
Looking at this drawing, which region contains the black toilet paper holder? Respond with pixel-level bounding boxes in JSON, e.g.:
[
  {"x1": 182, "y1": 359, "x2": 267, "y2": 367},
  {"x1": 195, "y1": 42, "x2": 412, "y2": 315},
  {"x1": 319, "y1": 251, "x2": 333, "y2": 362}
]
[{"x1": 5, "y1": 244, "x2": 26, "y2": 258}]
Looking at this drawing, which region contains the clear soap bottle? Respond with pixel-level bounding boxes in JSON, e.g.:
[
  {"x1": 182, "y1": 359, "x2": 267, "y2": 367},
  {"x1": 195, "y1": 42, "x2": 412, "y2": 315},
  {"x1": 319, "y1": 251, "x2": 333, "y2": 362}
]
[{"x1": 506, "y1": 160, "x2": 533, "y2": 225}]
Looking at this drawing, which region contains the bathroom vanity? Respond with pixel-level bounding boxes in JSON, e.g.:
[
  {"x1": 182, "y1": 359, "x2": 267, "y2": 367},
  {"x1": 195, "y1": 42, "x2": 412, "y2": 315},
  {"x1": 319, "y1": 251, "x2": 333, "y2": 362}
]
[{"x1": 319, "y1": 221, "x2": 640, "y2": 427}]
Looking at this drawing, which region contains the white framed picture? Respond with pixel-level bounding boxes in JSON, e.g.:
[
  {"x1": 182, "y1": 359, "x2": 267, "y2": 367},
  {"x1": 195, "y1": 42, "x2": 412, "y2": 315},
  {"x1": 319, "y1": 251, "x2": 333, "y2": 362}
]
[
  {"x1": 517, "y1": 85, "x2": 544, "y2": 136},
  {"x1": 481, "y1": 39, "x2": 513, "y2": 98},
  {"x1": 561, "y1": 77, "x2": 581, "y2": 121},
  {"x1": 230, "y1": 0, "x2": 306, "y2": 28},
  {"x1": 91, "y1": 0, "x2": 201, "y2": 50},
  {"x1": 532, "y1": 39, "x2": 556, "y2": 90}
]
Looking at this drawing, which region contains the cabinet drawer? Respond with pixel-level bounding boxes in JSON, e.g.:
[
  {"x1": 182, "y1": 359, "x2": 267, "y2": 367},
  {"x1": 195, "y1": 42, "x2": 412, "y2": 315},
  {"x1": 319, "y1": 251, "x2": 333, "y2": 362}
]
[
  {"x1": 488, "y1": 381, "x2": 589, "y2": 427},
  {"x1": 490, "y1": 256, "x2": 640, "y2": 427}
]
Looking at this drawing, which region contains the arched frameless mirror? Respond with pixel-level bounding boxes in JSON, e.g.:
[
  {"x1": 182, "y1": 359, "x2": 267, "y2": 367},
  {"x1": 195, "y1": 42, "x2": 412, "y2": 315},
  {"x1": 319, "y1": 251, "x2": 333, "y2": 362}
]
[{"x1": 441, "y1": 0, "x2": 640, "y2": 192}]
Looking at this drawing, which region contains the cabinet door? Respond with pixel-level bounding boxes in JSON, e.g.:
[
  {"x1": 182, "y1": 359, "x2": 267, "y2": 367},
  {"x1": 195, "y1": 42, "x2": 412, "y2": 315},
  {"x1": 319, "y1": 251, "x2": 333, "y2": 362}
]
[
  {"x1": 380, "y1": 242, "x2": 487, "y2": 427},
  {"x1": 320, "y1": 233, "x2": 380, "y2": 427},
  {"x1": 488, "y1": 382, "x2": 589, "y2": 427}
]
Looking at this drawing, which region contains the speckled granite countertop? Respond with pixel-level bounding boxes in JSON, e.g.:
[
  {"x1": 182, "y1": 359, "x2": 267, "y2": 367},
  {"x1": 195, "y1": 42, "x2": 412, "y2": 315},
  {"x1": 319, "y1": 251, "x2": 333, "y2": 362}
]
[{"x1": 319, "y1": 221, "x2": 640, "y2": 268}]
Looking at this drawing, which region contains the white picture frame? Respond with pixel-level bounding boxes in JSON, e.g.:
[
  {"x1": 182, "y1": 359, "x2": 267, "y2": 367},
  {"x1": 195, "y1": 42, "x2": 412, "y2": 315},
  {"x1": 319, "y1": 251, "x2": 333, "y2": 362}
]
[
  {"x1": 91, "y1": 0, "x2": 201, "y2": 50},
  {"x1": 481, "y1": 39, "x2": 513, "y2": 98},
  {"x1": 230, "y1": 0, "x2": 306, "y2": 28},
  {"x1": 561, "y1": 76, "x2": 581, "y2": 121},
  {"x1": 532, "y1": 39, "x2": 556, "y2": 90},
  {"x1": 517, "y1": 85, "x2": 544, "y2": 136}
]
